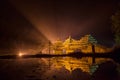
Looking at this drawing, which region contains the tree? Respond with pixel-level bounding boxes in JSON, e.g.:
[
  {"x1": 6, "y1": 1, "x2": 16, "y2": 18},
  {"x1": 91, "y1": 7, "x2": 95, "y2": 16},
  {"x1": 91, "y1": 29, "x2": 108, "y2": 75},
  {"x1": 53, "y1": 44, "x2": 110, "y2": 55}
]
[{"x1": 112, "y1": 8, "x2": 120, "y2": 45}]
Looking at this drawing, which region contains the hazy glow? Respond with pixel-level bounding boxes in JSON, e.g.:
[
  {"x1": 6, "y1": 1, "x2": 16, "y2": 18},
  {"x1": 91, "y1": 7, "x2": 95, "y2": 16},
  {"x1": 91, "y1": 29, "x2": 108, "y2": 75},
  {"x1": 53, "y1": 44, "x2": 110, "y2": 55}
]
[
  {"x1": 9, "y1": 0, "x2": 115, "y2": 45},
  {"x1": 9, "y1": 0, "x2": 59, "y2": 43},
  {"x1": 9, "y1": 0, "x2": 92, "y2": 43},
  {"x1": 18, "y1": 52, "x2": 23, "y2": 57}
]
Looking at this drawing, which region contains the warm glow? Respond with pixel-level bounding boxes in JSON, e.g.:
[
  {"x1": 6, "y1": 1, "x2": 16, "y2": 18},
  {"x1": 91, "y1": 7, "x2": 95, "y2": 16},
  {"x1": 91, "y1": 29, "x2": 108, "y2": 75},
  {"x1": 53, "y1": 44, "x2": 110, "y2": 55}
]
[
  {"x1": 50, "y1": 57, "x2": 92, "y2": 72},
  {"x1": 51, "y1": 35, "x2": 109, "y2": 54},
  {"x1": 49, "y1": 57, "x2": 112, "y2": 73},
  {"x1": 18, "y1": 53, "x2": 23, "y2": 57}
]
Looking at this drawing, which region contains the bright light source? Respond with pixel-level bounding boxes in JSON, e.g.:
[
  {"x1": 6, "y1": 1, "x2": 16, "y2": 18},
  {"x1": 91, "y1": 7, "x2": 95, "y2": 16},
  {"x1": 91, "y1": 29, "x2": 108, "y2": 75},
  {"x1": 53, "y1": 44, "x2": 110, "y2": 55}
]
[{"x1": 18, "y1": 53, "x2": 23, "y2": 57}]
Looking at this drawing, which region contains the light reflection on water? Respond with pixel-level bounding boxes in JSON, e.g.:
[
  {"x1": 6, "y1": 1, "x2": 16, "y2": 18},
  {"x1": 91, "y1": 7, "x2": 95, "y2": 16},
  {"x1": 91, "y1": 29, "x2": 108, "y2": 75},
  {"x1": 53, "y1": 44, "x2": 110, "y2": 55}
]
[
  {"x1": 42, "y1": 57, "x2": 112, "y2": 73},
  {"x1": 40, "y1": 57, "x2": 113, "y2": 80},
  {"x1": 0, "y1": 57, "x2": 115, "y2": 80}
]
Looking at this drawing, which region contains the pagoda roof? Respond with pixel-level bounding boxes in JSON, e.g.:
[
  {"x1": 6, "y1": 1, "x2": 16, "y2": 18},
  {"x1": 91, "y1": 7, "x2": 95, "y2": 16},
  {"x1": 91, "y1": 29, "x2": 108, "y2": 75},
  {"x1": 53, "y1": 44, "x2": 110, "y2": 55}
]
[{"x1": 64, "y1": 36, "x2": 76, "y2": 43}]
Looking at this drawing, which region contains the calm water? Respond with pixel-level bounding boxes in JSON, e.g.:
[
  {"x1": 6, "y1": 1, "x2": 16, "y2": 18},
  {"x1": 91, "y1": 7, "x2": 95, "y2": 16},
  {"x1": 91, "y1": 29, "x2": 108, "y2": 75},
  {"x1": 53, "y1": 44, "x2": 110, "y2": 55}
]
[{"x1": 0, "y1": 57, "x2": 120, "y2": 80}]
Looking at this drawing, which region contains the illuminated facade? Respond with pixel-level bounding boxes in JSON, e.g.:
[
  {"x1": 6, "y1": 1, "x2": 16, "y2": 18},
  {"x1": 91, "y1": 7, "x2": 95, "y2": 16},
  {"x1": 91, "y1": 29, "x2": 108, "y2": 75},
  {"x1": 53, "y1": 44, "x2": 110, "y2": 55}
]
[{"x1": 51, "y1": 34, "x2": 110, "y2": 54}]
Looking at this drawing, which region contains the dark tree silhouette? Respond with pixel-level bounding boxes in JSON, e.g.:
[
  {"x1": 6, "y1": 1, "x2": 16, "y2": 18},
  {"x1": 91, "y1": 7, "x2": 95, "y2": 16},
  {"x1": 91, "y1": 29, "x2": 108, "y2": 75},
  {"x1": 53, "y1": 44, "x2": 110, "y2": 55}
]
[{"x1": 112, "y1": 4, "x2": 120, "y2": 45}]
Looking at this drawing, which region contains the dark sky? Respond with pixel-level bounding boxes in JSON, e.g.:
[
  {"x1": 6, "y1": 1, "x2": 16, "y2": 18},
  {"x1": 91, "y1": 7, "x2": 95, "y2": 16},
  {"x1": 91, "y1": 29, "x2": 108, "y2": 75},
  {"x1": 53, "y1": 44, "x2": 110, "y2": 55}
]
[{"x1": 0, "y1": 0, "x2": 119, "y2": 51}]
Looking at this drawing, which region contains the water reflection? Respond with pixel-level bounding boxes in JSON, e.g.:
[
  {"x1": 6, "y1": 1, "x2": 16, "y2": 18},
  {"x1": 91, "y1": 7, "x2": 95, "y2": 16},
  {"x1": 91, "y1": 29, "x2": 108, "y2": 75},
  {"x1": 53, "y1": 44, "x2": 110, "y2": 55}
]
[
  {"x1": 0, "y1": 57, "x2": 119, "y2": 80},
  {"x1": 40, "y1": 57, "x2": 113, "y2": 80},
  {"x1": 45, "y1": 57, "x2": 112, "y2": 72}
]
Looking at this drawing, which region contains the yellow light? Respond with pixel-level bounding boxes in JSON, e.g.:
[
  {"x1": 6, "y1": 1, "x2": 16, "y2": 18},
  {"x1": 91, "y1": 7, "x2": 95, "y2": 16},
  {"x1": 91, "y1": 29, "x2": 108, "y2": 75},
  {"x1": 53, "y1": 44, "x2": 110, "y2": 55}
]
[{"x1": 18, "y1": 53, "x2": 23, "y2": 57}]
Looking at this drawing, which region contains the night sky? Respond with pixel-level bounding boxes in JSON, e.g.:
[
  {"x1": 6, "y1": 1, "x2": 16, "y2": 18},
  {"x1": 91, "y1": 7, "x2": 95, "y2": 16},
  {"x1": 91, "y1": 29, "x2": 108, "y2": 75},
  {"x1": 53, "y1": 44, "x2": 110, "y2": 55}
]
[{"x1": 0, "y1": 0, "x2": 119, "y2": 52}]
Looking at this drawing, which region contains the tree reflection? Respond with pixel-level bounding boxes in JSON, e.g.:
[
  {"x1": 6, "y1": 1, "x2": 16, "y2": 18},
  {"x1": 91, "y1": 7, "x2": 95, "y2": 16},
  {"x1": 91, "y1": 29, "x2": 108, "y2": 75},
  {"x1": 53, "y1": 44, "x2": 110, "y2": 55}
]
[
  {"x1": 92, "y1": 61, "x2": 120, "y2": 80},
  {"x1": 71, "y1": 68, "x2": 90, "y2": 80},
  {"x1": 41, "y1": 57, "x2": 116, "y2": 80}
]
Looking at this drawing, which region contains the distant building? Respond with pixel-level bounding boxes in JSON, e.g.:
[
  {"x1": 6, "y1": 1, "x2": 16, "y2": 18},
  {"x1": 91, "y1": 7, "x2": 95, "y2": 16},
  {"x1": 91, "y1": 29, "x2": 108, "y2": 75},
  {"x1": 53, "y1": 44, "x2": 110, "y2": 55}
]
[{"x1": 50, "y1": 34, "x2": 111, "y2": 54}]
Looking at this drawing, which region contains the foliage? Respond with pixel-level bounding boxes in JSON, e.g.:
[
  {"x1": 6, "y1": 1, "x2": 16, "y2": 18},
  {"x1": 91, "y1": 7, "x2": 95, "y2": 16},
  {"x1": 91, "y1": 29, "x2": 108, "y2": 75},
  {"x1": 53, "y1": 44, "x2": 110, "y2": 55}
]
[{"x1": 112, "y1": 9, "x2": 120, "y2": 45}]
